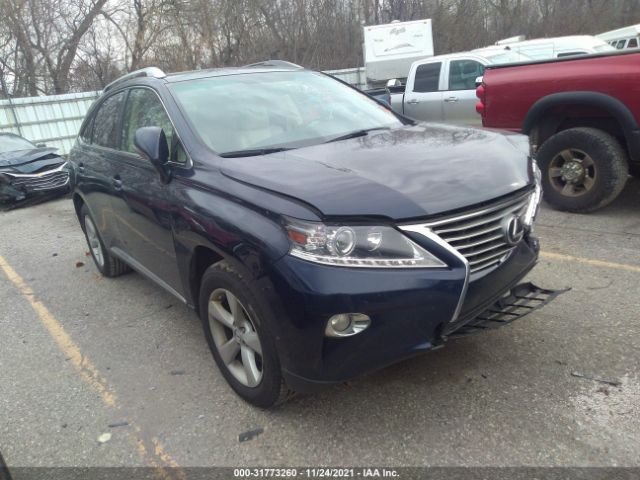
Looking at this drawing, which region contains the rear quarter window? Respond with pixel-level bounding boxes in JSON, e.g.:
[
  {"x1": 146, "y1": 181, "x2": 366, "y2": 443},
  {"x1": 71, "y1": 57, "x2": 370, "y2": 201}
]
[
  {"x1": 92, "y1": 92, "x2": 126, "y2": 149},
  {"x1": 79, "y1": 115, "x2": 94, "y2": 143}
]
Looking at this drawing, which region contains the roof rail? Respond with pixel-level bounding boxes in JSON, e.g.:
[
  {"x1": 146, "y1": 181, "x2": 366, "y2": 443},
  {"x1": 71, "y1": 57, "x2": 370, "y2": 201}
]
[
  {"x1": 242, "y1": 60, "x2": 303, "y2": 69},
  {"x1": 104, "y1": 67, "x2": 166, "y2": 92}
]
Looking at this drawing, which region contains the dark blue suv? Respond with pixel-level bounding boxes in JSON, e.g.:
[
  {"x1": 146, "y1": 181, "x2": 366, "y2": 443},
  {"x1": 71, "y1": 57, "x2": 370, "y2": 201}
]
[{"x1": 70, "y1": 62, "x2": 559, "y2": 407}]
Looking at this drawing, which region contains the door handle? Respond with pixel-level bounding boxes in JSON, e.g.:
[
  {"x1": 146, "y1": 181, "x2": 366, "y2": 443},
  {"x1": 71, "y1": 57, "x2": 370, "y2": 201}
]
[
  {"x1": 407, "y1": 98, "x2": 420, "y2": 105},
  {"x1": 112, "y1": 176, "x2": 123, "y2": 190},
  {"x1": 444, "y1": 96, "x2": 459, "y2": 103}
]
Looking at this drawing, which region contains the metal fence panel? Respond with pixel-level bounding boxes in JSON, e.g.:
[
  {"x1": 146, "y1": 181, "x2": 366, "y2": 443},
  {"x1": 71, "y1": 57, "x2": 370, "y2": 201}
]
[
  {"x1": 323, "y1": 67, "x2": 368, "y2": 89},
  {"x1": 0, "y1": 91, "x2": 100, "y2": 155}
]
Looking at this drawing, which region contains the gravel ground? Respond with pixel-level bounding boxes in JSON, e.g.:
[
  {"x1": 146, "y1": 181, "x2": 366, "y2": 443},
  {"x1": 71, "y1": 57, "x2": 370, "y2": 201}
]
[{"x1": 1, "y1": 180, "x2": 639, "y2": 472}]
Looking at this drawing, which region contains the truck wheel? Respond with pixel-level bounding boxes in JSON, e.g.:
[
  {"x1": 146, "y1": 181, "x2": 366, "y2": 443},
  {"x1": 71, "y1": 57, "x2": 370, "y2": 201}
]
[
  {"x1": 537, "y1": 128, "x2": 628, "y2": 213},
  {"x1": 198, "y1": 261, "x2": 294, "y2": 408},
  {"x1": 80, "y1": 204, "x2": 130, "y2": 277}
]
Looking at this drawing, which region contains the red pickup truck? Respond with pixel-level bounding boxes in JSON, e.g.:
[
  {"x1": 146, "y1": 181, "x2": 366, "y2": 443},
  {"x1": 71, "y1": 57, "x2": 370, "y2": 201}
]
[{"x1": 477, "y1": 51, "x2": 640, "y2": 212}]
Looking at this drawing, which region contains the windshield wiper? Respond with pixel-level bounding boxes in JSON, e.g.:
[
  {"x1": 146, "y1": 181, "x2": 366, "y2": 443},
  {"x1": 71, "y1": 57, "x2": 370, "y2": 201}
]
[
  {"x1": 324, "y1": 127, "x2": 391, "y2": 144},
  {"x1": 219, "y1": 147, "x2": 293, "y2": 158}
]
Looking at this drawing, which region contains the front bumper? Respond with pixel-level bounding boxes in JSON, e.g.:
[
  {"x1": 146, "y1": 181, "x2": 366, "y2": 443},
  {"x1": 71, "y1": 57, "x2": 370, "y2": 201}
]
[
  {"x1": 0, "y1": 162, "x2": 72, "y2": 210},
  {"x1": 267, "y1": 233, "x2": 561, "y2": 392}
]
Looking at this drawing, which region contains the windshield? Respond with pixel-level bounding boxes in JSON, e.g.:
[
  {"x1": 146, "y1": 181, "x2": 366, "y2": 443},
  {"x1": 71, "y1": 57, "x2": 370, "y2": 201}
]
[
  {"x1": 0, "y1": 134, "x2": 36, "y2": 154},
  {"x1": 170, "y1": 71, "x2": 403, "y2": 155}
]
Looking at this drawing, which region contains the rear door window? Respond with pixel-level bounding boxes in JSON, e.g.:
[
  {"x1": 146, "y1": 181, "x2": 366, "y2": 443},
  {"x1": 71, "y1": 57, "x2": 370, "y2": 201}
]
[
  {"x1": 92, "y1": 92, "x2": 126, "y2": 149},
  {"x1": 413, "y1": 62, "x2": 442, "y2": 93},
  {"x1": 628, "y1": 38, "x2": 638, "y2": 48},
  {"x1": 448, "y1": 60, "x2": 484, "y2": 90}
]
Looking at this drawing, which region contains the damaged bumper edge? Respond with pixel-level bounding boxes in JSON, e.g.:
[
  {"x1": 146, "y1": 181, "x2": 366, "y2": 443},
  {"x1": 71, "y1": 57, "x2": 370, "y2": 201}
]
[
  {"x1": 0, "y1": 162, "x2": 72, "y2": 210},
  {"x1": 446, "y1": 282, "x2": 568, "y2": 339}
]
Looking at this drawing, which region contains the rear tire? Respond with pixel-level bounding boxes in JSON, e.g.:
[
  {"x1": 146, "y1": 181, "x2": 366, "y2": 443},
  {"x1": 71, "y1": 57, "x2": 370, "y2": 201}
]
[
  {"x1": 198, "y1": 260, "x2": 294, "y2": 408},
  {"x1": 80, "y1": 204, "x2": 130, "y2": 277},
  {"x1": 537, "y1": 127, "x2": 628, "y2": 213}
]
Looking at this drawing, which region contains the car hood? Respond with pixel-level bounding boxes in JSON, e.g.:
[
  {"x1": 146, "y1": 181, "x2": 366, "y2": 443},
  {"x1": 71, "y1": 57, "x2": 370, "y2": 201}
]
[
  {"x1": 0, "y1": 148, "x2": 64, "y2": 174},
  {"x1": 220, "y1": 123, "x2": 532, "y2": 220}
]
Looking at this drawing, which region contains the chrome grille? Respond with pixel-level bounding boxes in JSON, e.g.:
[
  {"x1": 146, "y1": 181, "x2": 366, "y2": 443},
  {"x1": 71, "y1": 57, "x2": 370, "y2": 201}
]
[
  {"x1": 419, "y1": 191, "x2": 531, "y2": 274},
  {"x1": 7, "y1": 165, "x2": 69, "y2": 192}
]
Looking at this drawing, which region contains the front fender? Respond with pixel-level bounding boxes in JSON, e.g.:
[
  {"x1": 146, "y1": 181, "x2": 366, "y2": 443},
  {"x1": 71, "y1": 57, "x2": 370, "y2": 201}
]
[{"x1": 170, "y1": 180, "x2": 292, "y2": 306}]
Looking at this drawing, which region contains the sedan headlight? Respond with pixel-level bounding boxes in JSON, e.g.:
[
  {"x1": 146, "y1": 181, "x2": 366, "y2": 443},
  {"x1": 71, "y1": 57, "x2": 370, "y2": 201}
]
[
  {"x1": 284, "y1": 219, "x2": 446, "y2": 268},
  {"x1": 523, "y1": 160, "x2": 542, "y2": 228}
]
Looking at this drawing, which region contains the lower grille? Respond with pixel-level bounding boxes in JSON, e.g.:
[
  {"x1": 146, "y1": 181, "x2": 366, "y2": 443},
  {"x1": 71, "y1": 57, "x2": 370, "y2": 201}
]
[
  {"x1": 447, "y1": 283, "x2": 568, "y2": 338},
  {"x1": 412, "y1": 190, "x2": 532, "y2": 274}
]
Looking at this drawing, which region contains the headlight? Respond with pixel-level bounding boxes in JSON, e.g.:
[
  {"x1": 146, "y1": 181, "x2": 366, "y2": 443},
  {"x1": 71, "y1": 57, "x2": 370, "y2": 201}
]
[
  {"x1": 284, "y1": 219, "x2": 446, "y2": 268},
  {"x1": 523, "y1": 160, "x2": 542, "y2": 228}
]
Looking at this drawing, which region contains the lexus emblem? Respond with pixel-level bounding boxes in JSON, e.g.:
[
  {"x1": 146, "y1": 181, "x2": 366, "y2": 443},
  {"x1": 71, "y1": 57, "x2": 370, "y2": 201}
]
[{"x1": 502, "y1": 215, "x2": 524, "y2": 245}]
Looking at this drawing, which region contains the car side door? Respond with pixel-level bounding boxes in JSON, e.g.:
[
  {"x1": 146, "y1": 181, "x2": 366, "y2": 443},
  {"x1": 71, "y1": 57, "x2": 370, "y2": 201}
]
[
  {"x1": 72, "y1": 91, "x2": 127, "y2": 249},
  {"x1": 442, "y1": 58, "x2": 487, "y2": 126},
  {"x1": 403, "y1": 60, "x2": 444, "y2": 122},
  {"x1": 108, "y1": 87, "x2": 187, "y2": 297}
]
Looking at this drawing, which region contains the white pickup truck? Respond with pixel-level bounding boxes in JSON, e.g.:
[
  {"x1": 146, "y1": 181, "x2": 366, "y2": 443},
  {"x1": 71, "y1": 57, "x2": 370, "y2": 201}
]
[{"x1": 383, "y1": 47, "x2": 529, "y2": 126}]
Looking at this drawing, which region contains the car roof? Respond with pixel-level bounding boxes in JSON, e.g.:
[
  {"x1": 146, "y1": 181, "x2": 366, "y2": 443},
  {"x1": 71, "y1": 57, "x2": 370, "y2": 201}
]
[
  {"x1": 500, "y1": 35, "x2": 610, "y2": 49},
  {"x1": 163, "y1": 66, "x2": 305, "y2": 83},
  {"x1": 103, "y1": 61, "x2": 306, "y2": 92}
]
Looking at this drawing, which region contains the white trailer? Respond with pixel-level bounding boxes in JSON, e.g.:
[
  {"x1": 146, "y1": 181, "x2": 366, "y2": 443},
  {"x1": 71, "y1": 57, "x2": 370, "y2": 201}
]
[
  {"x1": 363, "y1": 19, "x2": 433, "y2": 84},
  {"x1": 597, "y1": 24, "x2": 640, "y2": 50}
]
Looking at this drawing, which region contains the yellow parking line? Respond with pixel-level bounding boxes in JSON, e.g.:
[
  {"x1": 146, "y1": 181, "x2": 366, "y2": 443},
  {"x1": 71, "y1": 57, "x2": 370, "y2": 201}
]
[
  {"x1": 541, "y1": 251, "x2": 640, "y2": 273},
  {"x1": 0, "y1": 254, "x2": 183, "y2": 478},
  {"x1": 0, "y1": 254, "x2": 119, "y2": 408}
]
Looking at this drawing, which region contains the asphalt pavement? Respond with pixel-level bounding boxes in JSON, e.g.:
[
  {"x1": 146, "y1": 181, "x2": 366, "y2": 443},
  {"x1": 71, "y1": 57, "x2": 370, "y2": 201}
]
[{"x1": 1, "y1": 180, "x2": 639, "y2": 471}]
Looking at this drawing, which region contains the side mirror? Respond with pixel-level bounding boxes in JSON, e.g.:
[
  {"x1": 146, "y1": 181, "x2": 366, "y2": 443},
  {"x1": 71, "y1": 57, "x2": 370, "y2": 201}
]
[
  {"x1": 134, "y1": 126, "x2": 171, "y2": 183},
  {"x1": 475, "y1": 76, "x2": 484, "y2": 88}
]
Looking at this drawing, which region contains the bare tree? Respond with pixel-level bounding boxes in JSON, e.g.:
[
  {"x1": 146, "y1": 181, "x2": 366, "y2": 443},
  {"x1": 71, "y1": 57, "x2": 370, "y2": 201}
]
[{"x1": 2, "y1": 0, "x2": 640, "y2": 97}]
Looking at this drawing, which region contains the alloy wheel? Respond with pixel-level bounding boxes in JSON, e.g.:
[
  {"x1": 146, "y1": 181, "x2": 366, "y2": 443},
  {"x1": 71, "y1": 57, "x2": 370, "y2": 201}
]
[
  {"x1": 208, "y1": 288, "x2": 263, "y2": 387},
  {"x1": 84, "y1": 215, "x2": 104, "y2": 268},
  {"x1": 548, "y1": 148, "x2": 596, "y2": 197}
]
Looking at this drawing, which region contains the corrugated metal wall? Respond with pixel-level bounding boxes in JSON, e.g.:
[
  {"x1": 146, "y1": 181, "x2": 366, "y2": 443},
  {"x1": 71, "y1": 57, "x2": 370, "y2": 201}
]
[
  {"x1": 323, "y1": 67, "x2": 368, "y2": 89},
  {"x1": 0, "y1": 91, "x2": 99, "y2": 155}
]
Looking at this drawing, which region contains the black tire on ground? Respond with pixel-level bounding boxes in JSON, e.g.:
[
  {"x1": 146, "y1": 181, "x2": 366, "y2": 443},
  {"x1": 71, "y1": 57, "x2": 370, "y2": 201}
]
[
  {"x1": 198, "y1": 260, "x2": 294, "y2": 408},
  {"x1": 80, "y1": 204, "x2": 131, "y2": 277},
  {"x1": 536, "y1": 127, "x2": 629, "y2": 213}
]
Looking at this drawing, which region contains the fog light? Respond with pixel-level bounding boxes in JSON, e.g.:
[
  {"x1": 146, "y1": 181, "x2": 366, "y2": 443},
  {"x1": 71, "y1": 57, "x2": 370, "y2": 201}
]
[
  {"x1": 330, "y1": 314, "x2": 352, "y2": 332},
  {"x1": 325, "y1": 313, "x2": 371, "y2": 337}
]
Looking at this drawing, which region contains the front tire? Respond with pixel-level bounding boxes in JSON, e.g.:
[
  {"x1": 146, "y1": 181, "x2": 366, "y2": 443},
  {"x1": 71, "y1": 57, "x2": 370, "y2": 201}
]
[
  {"x1": 537, "y1": 127, "x2": 628, "y2": 213},
  {"x1": 198, "y1": 261, "x2": 293, "y2": 408}
]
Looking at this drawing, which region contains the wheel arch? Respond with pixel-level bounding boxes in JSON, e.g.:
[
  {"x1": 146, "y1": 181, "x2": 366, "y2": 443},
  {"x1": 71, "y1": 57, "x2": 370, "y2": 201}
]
[
  {"x1": 524, "y1": 91, "x2": 640, "y2": 162},
  {"x1": 183, "y1": 235, "x2": 279, "y2": 313},
  {"x1": 72, "y1": 191, "x2": 92, "y2": 232},
  {"x1": 187, "y1": 243, "x2": 225, "y2": 311}
]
